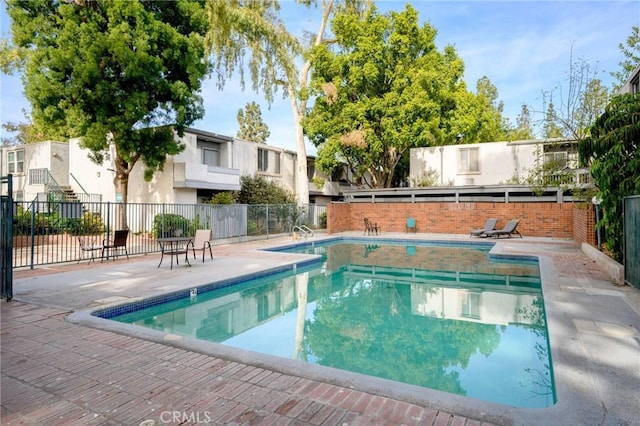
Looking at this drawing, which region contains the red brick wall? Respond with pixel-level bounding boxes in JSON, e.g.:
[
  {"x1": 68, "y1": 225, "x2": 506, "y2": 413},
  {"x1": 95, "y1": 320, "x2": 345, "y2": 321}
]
[
  {"x1": 573, "y1": 203, "x2": 597, "y2": 246},
  {"x1": 328, "y1": 202, "x2": 592, "y2": 240}
]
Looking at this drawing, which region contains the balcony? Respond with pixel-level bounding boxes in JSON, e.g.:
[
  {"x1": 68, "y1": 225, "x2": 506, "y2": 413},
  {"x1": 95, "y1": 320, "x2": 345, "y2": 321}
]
[{"x1": 173, "y1": 162, "x2": 241, "y2": 191}]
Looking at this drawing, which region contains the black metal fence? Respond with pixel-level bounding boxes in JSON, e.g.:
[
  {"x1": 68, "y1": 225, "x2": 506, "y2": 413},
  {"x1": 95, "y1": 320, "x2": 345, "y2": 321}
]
[
  {"x1": 10, "y1": 200, "x2": 327, "y2": 269},
  {"x1": 624, "y1": 196, "x2": 639, "y2": 289},
  {"x1": 1, "y1": 175, "x2": 13, "y2": 300}
]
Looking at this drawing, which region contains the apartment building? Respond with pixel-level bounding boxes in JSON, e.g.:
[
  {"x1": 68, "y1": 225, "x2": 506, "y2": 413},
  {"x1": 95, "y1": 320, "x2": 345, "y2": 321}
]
[
  {"x1": 1, "y1": 127, "x2": 348, "y2": 204},
  {"x1": 409, "y1": 138, "x2": 589, "y2": 188}
]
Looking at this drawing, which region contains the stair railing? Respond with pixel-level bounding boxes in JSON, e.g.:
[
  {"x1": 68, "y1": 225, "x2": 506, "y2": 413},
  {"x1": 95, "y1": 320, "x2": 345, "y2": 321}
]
[
  {"x1": 70, "y1": 172, "x2": 89, "y2": 197},
  {"x1": 70, "y1": 172, "x2": 101, "y2": 203},
  {"x1": 292, "y1": 225, "x2": 314, "y2": 239}
]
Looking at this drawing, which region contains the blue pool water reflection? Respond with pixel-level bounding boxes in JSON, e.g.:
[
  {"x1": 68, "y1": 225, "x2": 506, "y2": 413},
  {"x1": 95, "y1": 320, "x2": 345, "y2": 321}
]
[{"x1": 110, "y1": 240, "x2": 555, "y2": 408}]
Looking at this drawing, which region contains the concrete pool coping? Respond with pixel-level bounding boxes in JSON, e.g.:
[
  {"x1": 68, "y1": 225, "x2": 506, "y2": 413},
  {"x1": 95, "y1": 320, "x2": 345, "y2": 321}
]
[{"x1": 8, "y1": 232, "x2": 640, "y2": 425}]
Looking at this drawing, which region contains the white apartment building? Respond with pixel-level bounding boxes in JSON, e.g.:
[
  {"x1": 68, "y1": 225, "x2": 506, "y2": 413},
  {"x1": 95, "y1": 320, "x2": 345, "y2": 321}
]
[
  {"x1": 1, "y1": 127, "x2": 348, "y2": 205},
  {"x1": 409, "y1": 138, "x2": 589, "y2": 188}
]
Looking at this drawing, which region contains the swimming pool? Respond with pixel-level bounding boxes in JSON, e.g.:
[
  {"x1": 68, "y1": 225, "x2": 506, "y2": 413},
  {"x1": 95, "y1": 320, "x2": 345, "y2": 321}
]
[{"x1": 99, "y1": 239, "x2": 555, "y2": 408}]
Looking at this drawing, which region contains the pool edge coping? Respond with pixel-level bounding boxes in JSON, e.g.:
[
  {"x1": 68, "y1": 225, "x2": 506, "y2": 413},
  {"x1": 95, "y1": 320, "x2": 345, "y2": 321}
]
[{"x1": 64, "y1": 236, "x2": 628, "y2": 426}]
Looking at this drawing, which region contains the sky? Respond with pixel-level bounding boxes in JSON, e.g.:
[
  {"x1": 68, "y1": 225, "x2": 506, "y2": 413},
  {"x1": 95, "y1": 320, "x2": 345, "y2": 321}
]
[{"x1": 1, "y1": 1, "x2": 639, "y2": 155}]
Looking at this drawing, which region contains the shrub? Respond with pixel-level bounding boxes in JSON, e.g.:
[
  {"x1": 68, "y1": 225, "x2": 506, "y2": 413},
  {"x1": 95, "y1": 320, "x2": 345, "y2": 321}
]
[
  {"x1": 152, "y1": 213, "x2": 193, "y2": 238},
  {"x1": 237, "y1": 175, "x2": 295, "y2": 205},
  {"x1": 210, "y1": 191, "x2": 235, "y2": 205},
  {"x1": 319, "y1": 212, "x2": 327, "y2": 228}
]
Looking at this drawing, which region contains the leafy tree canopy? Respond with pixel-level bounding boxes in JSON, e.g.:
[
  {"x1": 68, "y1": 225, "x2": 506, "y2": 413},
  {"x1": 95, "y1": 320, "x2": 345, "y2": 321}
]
[
  {"x1": 6, "y1": 0, "x2": 209, "y2": 207},
  {"x1": 304, "y1": 4, "x2": 505, "y2": 189},
  {"x1": 579, "y1": 93, "x2": 640, "y2": 262},
  {"x1": 611, "y1": 26, "x2": 640, "y2": 90},
  {"x1": 237, "y1": 101, "x2": 270, "y2": 143}
]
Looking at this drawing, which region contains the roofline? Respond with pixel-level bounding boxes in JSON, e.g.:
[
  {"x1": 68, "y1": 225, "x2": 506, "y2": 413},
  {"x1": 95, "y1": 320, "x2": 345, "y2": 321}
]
[
  {"x1": 620, "y1": 63, "x2": 640, "y2": 94},
  {"x1": 183, "y1": 127, "x2": 234, "y2": 143}
]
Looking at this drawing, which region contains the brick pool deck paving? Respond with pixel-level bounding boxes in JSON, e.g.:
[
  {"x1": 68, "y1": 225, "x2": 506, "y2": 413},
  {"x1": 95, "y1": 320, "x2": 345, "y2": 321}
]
[{"x1": 2, "y1": 233, "x2": 639, "y2": 425}]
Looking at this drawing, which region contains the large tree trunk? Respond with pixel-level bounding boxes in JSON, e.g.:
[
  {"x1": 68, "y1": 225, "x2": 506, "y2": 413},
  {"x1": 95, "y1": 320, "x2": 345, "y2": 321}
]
[
  {"x1": 290, "y1": 90, "x2": 309, "y2": 206},
  {"x1": 288, "y1": 0, "x2": 334, "y2": 207},
  {"x1": 113, "y1": 150, "x2": 130, "y2": 230}
]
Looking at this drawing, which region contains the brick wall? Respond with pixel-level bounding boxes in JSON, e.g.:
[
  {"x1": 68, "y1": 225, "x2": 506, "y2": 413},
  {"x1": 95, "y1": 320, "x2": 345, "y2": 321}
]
[
  {"x1": 573, "y1": 203, "x2": 597, "y2": 246},
  {"x1": 328, "y1": 202, "x2": 596, "y2": 242}
]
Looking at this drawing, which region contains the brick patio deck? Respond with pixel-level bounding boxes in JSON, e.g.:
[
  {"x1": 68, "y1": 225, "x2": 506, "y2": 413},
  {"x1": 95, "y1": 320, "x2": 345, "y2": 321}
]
[
  {"x1": 1, "y1": 301, "x2": 492, "y2": 425},
  {"x1": 2, "y1": 233, "x2": 639, "y2": 425}
]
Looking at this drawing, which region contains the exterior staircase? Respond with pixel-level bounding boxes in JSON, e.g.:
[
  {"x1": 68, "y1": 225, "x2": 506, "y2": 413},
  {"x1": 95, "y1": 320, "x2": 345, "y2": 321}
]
[{"x1": 59, "y1": 186, "x2": 79, "y2": 202}]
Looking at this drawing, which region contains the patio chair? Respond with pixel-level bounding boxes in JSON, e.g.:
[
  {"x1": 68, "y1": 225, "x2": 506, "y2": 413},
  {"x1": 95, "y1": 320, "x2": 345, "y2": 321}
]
[
  {"x1": 483, "y1": 219, "x2": 522, "y2": 239},
  {"x1": 406, "y1": 217, "x2": 416, "y2": 233},
  {"x1": 470, "y1": 218, "x2": 498, "y2": 237},
  {"x1": 102, "y1": 230, "x2": 130, "y2": 261},
  {"x1": 77, "y1": 236, "x2": 102, "y2": 264},
  {"x1": 190, "y1": 229, "x2": 213, "y2": 262},
  {"x1": 363, "y1": 218, "x2": 380, "y2": 236}
]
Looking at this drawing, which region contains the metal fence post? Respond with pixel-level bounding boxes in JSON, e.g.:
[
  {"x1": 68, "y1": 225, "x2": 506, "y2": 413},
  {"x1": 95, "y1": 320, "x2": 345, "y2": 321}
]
[
  {"x1": 1, "y1": 174, "x2": 13, "y2": 300},
  {"x1": 29, "y1": 203, "x2": 35, "y2": 269},
  {"x1": 265, "y1": 204, "x2": 268, "y2": 239},
  {"x1": 106, "y1": 201, "x2": 111, "y2": 236},
  {"x1": 161, "y1": 203, "x2": 166, "y2": 237}
]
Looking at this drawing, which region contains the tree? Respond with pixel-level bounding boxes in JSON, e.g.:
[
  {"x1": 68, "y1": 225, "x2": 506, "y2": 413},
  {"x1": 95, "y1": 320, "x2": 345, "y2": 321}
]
[
  {"x1": 236, "y1": 101, "x2": 270, "y2": 143},
  {"x1": 611, "y1": 26, "x2": 640, "y2": 90},
  {"x1": 205, "y1": 0, "x2": 357, "y2": 205},
  {"x1": 0, "y1": 38, "x2": 25, "y2": 75},
  {"x1": 304, "y1": 4, "x2": 483, "y2": 188},
  {"x1": 508, "y1": 103, "x2": 535, "y2": 141},
  {"x1": 437, "y1": 75, "x2": 507, "y2": 147},
  {"x1": 472, "y1": 76, "x2": 508, "y2": 142},
  {"x1": 578, "y1": 93, "x2": 640, "y2": 262},
  {"x1": 542, "y1": 102, "x2": 563, "y2": 139},
  {"x1": 540, "y1": 53, "x2": 609, "y2": 140},
  {"x1": 1, "y1": 110, "x2": 62, "y2": 146},
  {"x1": 6, "y1": 0, "x2": 209, "y2": 227}
]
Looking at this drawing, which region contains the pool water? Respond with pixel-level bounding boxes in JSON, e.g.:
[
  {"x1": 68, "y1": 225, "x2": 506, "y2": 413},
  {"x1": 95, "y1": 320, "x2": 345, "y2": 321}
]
[{"x1": 110, "y1": 240, "x2": 555, "y2": 408}]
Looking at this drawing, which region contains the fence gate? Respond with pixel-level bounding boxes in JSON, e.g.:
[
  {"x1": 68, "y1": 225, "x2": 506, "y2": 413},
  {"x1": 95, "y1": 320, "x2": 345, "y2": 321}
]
[
  {"x1": 1, "y1": 174, "x2": 13, "y2": 300},
  {"x1": 624, "y1": 196, "x2": 639, "y2": 290}
]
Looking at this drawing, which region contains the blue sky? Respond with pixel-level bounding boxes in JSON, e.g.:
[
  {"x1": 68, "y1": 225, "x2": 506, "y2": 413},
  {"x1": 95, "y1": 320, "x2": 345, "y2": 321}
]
[{"x1": 1, "y1": 1, "x2": 638, "y2": 154}]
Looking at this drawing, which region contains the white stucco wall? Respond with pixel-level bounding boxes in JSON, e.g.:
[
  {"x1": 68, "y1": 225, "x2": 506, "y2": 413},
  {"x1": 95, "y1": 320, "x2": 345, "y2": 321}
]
[
  {"x1": 49, "y1": 142, "x2": 69, "y2": 187},
  {"x1": 410, "y1": 142, "x2": 538, "y2": 187},
  {"x1": 70, "y1": 136, "x2": 192, "y2": 204},
  {"x1": 69, "y1": 138, "x2": 117, "y2": 202},
  {"x1": 233, "y1": 139, "x2": 258, "y2": 176},
  {"x1": 13, "y1": 140, "x2": 70, "y2": 201}
]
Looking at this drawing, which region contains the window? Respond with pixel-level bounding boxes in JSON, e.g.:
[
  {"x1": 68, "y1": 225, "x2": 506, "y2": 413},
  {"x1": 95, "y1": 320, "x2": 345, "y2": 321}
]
[
  {"x1": 544, "y1": 151, "x2": 568, "y2": 169},
  {"x1": 460, "y1": 292, "x2": 481, "y2": 319},
  {"x1": 202, "y1": 147, "x2": 220, "y2": 167},
  {"x1": 307, "y1": 162, "x2": 315, "y2": 181},
  {"x1": 258, "y1": 148, "x2": 280, "y2": 174},
  {"x1": 258, "y1": 148, "x2": 269, "y2": 172},
  {"x1": 274, "y1": 152, "x2": 281, "y2": 174},
  {"x1": 331, "y1": 166, "x2": 349, "y2": 183},
  {"x1": 7, "y1": 149, "x2": 24, "y2": 174},
  {"x1": 198, "y1": 140, "x2": 221, "y2": 167},
  {"x1": 257, "y1": 295, "x2": 269, "y2": 321},
  {"x1": 458, "y1": 148, "x2": 479, "y2": 173}
]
